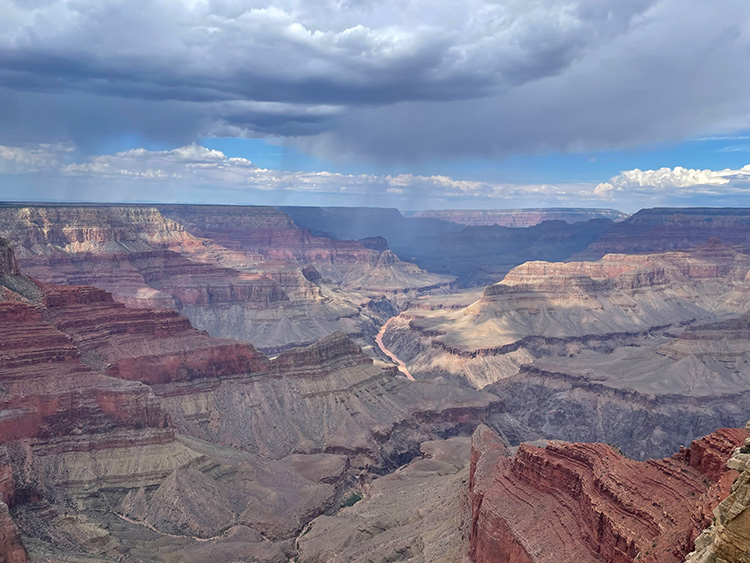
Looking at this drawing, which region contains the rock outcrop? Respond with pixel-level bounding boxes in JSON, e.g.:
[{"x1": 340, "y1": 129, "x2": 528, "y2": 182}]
[
  {"x1": 297, "y1": 437, "x2": 474, "y2": 563},
  {"x1": 686, "y1": 423, "x2": 750, "y2": 563},
  {"x1": 469, "y1": 425, "x2": 748, "y2": 563},
  {"x1": 0, "y1": 239, "x2": 19, "y2": 276}
]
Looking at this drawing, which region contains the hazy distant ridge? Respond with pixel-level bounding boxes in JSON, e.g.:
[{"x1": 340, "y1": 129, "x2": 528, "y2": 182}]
[{"x1": 410, "y1": 208, "x2": 628, "y2": 227}]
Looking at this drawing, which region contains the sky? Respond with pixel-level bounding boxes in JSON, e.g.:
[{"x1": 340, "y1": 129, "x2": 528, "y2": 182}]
[{"x1": 0, "y1": 0, "x2": 749, "y2": 212}]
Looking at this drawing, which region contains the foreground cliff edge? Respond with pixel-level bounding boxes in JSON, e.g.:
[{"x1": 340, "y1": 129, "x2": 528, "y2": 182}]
[{"x1": 468, "y1": 424, "x2": 749, "y2": 563}]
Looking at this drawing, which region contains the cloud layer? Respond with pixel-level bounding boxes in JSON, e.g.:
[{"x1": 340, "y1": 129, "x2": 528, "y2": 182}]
[
  {"x1": 3, "y1": 142, "x2": 750, "y2": 210},
  {"x1": 1, "y1": 0, "x2": 749, "y2": 161}
]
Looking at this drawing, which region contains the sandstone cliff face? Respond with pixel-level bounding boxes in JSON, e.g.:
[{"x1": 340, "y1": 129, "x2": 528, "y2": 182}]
[
  {"x1": 41, "y1": 283, "x2": 270, "y2": 385},
  {"x1": 158, "y1": 204, "x2": 454, "y2": 292},
  {"x1": 469, "y1": 425, "x2": 748, "y2": 563},
  {"x1": 686, "y1": 423, "x2": 750, "y2": 563}
]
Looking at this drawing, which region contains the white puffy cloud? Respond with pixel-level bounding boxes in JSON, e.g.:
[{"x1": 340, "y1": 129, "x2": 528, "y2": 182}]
[{"x1": 593, "y1": 164, "x2": 750, "y2": 200}]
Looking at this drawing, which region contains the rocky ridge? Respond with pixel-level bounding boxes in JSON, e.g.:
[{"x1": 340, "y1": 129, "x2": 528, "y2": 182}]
[
  {"x1": 575, "y1": 207, "x2": 750, "y2": 260},
  {"x1": 412, "y1": 208, "x2": 628, "y2": 227},
  {"x1": 469, "y1": 424, "x2": 748, "y2": 563},
  {"x1": 686, "y1": 422, "x2": 750, "y2": 563}
]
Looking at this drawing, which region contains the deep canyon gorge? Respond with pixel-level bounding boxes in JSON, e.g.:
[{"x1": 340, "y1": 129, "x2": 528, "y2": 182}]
[{"x1": 1, "y1": 204, "x2": 750, "y2": 562}]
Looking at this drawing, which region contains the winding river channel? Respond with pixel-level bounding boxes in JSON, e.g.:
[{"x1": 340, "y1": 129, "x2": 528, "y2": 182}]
[{"x1": 374, "y1": 317, "x2": 415, "y2": 381}]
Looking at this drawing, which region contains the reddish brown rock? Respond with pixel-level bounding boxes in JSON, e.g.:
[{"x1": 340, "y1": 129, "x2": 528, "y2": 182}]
[
  {"x1": 0, "y1": 238, "x2": 504, "y2": 561},
  {"x1": 41, "y1": 284, "x2": 270, "y2": 385},
  {"x1": 0, "y1": 450, "x2": 28, "y2": 563},
  {"x1": 0, "y1": 500, "x2": 28, "y2": 563},
  {"x1": 469, "y1": 426, "x2": 748, "y2": 563}
]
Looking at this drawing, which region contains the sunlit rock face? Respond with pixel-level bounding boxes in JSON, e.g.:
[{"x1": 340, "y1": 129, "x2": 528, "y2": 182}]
[
  {"x1": 686, "y1": 423, "x2": 750, "y2": 563},
  {"x1": 468, "y1": 424, "x2": 748, "y2": 563},
  {"x1": 381, "y1": 240, "x2": 750, "y2": 458}
]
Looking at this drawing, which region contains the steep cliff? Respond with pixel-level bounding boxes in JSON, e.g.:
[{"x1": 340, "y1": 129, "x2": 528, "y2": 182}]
[
  {"x1": 469, "y1": 425, "x2": 748, "y2": 563},
  {"x1": 686, "y1": 423, "x2": 750, "y2": 563}
]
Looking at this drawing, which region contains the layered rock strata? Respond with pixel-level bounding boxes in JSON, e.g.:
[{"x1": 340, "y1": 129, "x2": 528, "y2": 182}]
[
  {"x1": 0, "y1": 204, "x2": 452, "y2": 354},
  {"x1": 575, "y1": 207, "x2": 750, "y2": 260},
  {"x1": 686, "y1": 423, "x2": 750, "y2": 563},
  {"x1": 383, "y1": 241, "x2": 750, "y2": 388},
  {"x1": 0, "y1": 239, "x2": 506, "y2": 561},
  {"x1": 469, "y1": 425, "x2": 748, "y2": 563}
]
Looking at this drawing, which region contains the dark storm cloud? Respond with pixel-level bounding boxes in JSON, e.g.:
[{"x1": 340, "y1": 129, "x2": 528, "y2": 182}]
[{"x1": 0, "y1": 0, "x2": 748, "y2": 159}]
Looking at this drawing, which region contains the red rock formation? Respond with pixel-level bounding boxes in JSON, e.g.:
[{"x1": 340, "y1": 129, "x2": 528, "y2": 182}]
[
  {"x1": 469, "y1": 426, "x2": 748, "y2": 563},
  {"x1": 0, "y1": 500, "x2": 28, "y2": 563},
  {"x1": 0, "y1": 236, "x2": 514, "y2": 562},
  {"x1": 0, "y1": 450, "x2": 29, "y2": 563},
  {"x1": 40, "y1": 284, "x2": 270, "y2": 385}
]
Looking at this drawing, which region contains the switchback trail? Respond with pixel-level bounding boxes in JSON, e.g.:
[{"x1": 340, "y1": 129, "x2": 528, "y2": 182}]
[{"x1": 375, "y1": 317, "x2": 415, "y2": 381}]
